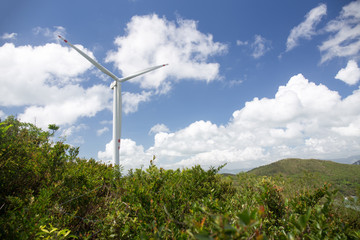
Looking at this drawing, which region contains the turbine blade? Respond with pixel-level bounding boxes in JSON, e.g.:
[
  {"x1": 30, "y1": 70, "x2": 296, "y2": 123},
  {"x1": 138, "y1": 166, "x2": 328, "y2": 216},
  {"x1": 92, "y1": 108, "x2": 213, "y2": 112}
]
[
  {"x1": 119, "y1": 64, "x2": 169, "y2": 82},
  {"x1": 58, "y1": 35, "x2": 120, "y2": 82}
]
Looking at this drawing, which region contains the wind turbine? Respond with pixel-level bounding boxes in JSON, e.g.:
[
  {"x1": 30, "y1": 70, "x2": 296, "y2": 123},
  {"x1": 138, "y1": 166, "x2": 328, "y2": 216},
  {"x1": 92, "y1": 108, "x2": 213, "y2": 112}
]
[{"x1": 58, "y1": 35, "x2": 167, "y2": 170}]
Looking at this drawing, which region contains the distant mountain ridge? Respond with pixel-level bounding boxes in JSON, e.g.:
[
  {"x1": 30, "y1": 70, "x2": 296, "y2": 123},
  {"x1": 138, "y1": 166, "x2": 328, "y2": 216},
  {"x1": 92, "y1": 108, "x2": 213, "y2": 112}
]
[
  {"x1": 219, "y1": 168, "x2": 250, "y2": 174},
  {"x1": 248, "y1": 158, "x2": 360, "y2": 195},
  {"x1": 330, "y1": 155, "x2": 360, "y2": 164},
  {"x1": 353, "y1": 160, "x2": 360, "y2": 165}
]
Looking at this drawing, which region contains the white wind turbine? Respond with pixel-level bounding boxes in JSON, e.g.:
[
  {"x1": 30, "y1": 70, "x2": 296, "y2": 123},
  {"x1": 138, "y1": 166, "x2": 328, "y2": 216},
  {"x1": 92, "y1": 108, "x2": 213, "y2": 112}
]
[{"x1": 58, "y1": 35, "x2": 167, "y2": 170}]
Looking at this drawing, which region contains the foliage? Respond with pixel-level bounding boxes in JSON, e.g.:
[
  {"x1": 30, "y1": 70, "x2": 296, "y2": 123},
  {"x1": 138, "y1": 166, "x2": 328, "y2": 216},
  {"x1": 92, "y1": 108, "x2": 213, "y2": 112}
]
[
  {"x1": 1, "y1": 117, "x2": 359, "y2": 239},
  {"x1": 36, "y1": 224, "x2": 76, "y2": 240}
]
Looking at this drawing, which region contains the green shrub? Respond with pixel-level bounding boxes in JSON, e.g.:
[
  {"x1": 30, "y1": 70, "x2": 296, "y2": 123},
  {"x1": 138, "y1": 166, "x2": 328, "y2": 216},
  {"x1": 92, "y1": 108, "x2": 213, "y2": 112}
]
[{"x1": 1, "y1": 117, "x2": 359, "y2": 239}]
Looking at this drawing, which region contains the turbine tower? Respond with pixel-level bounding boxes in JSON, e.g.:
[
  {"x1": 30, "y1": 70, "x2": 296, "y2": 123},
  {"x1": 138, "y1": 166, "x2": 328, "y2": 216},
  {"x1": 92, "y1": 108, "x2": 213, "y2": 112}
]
[{"x1": 58, "y1": 35, "x2": 167, "y2": 170}]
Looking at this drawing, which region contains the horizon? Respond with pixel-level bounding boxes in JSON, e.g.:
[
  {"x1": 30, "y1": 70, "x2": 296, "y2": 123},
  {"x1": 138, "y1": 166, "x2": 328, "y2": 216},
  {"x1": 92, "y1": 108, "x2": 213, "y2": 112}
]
[{"x1": 1, "y1": 0, "x2": 360, "y2": 171}]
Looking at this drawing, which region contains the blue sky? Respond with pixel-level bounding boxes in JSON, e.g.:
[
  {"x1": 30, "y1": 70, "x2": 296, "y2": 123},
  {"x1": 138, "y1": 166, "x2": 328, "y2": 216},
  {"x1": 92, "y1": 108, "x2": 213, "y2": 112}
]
[{"x1": 1, "y1": 0, "x2": 360, "y2": 171}]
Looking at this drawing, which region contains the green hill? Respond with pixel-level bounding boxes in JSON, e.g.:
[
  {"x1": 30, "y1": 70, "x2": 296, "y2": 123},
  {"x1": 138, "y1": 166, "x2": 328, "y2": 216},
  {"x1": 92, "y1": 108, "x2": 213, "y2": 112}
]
[{"x1": 248, "y1": 158, "x2": 360, "y2": 196}]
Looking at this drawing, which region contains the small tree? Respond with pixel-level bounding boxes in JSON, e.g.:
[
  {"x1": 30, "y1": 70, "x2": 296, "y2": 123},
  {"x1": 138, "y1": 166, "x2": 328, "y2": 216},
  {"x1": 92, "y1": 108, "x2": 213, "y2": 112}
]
[{"x1": 48, "y1": 124, "x2": 60, "y2": 136}]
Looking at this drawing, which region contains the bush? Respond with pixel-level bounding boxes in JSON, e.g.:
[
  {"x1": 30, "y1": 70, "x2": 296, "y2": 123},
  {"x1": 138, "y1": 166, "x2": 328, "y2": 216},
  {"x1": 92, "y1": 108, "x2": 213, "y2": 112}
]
[{"x1": 1, "y1": 117, "x2": 359, "y2": 239}]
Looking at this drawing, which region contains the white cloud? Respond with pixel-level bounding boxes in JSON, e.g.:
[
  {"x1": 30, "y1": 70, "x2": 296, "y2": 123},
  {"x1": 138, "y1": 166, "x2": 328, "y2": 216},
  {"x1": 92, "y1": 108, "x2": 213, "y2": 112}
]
[
  {"x1": 319, "y1": 0, "x2": 360, "y2": 63},
  {"x1": 98, "y1": 139, "x2": 152, "y2": 170},
  {"x1": 163, "y1": 74, "x2": 360, "y2": 167},
  {"x1": 100, "y1": 120, "x2": 112, "y2": 125},
  {"x1": 251, "y1": 35, "x2": 271, "y2": 59},
  {"x1": 18, "y1": 85, "x2": 111, "y2": 129},
  {"x1": 106, "y1": 14, "x2": 227, "y2": 93},
  {"x1": 70, "y1": 136, "x2": 85, "y2": 145},
  {"x1": 335, "y1": 60, "x2": 360, "y2": 85},
  {"x1": 100, "y1": 74, "x2": 360, "y2": 170},
  {"x1": 98, "y1": 141, "x2": 113, "y2": 164},
  {"x1": 0, "y1": 42, "x2": 94, "y2": 106},
  {"x1": 332, "y1": 119, "x2": 360, "y2": 137},
  {"x1": 1, "y1": 32, "x2": 17, "y2": 40},
  {"x1": 61, "y1": 124, "x2": 87, "y2": 138},
  {"x1": 236, "y1": 35, "x2": 271, "y2": 59},
  {"x1": 97, "y1": 126, "x2": 109, "y2": 136},
  {"x1": 0, "y1": 109, "x2": 6, "y2": 119},
  {"x1": 227, "y1": 79, "x2": 243, "y2": 87},
  {"x1": 286, "y1": 3, "x2": 327, "y2": 52},
  {"x1": 236, "y1": 40, "x2": 248, "y2": 46},
  {"x1": 173, "y1": 147, "x2": 268, "y2": 170},
  {"x1": 122, "y1": 91, "x2": 152, "y2": 114},
  {"x1": 0, "y1": 41, "x2": 113, "y2": 129},
  {"x1": 149, "y1": 123, "x2": 170, "y2": 135},
  {"x1": 33, "y1": 26, "x2": 66, "y2": 42}
]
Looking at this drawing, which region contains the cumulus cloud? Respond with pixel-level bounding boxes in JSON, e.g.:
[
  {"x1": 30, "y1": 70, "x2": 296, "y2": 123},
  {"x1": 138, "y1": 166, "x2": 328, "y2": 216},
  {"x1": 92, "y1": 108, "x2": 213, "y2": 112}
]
[
  {"x1": 335, "y1": 60, "x2": 360, "y2": 85},
  {"x1": 286, "y1": 3, "x2": 327, "y2": 52},
  {"x1": 98, "y1": 139, "x2": 152, "y2": 170},
  {"x1": 332, "y1": 120, "x2": 360, "y2": 137},
  {"x1": 251, "y1": 35, "x2": 271, "y2": 59},
  {"x1": 1, "y1": 32, "x2": 17, "y2": 40},
  {"x1": 0, "y1": 41, "x2": 113, "y2": 129},
  {"x1": 18, "y1": 85, "x2": 111, "y2": 129},
  {"x1": 105, "y1": 14, "x2": 227, "y2": 93},
  {"x1": 122, "y1": 91, "x2": 152, "y2": 114},
  {"x1": 99, "y1": 74, "x2": 360, "y2": 170},
  {"x1": 149, "y1": 123, "x2": 170, "y2": 135},
  {"x1": 319, "y1": 0, "x2": 360, "y2": 63},
  {"x1": 0, "y1": 43, "x2": 93, "y2": 106},
  {"x1": 156, "y1": 74, "x2": 360, "y2": 168}
]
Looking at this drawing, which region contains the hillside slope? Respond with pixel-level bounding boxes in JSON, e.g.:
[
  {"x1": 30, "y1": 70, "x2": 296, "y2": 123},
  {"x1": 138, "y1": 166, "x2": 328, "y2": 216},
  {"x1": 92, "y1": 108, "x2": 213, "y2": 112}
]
[{"x1": 248, "y1": 158, "x2": 360, "y2": 196}]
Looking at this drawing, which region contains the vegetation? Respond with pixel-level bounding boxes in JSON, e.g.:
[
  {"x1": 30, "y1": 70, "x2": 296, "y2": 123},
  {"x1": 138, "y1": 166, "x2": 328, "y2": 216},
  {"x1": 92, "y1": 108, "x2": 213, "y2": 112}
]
[
  {"x1": 249, "y1": 158, "x2": 360, "y2": 196},
  {"x1": 1, "y1": 116, "x2": 359, "y2": 239}
]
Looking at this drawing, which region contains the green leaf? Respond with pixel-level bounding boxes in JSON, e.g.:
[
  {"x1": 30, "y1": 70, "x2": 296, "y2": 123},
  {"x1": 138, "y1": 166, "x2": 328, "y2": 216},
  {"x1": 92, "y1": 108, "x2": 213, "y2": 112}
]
[{"x1": 238, "y1": 209, "x2": 251, "y2": 225}]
